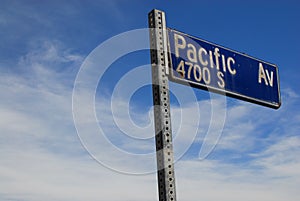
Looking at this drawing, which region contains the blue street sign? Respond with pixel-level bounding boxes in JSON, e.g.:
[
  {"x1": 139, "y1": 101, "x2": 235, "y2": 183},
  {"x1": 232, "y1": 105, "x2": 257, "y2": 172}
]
[{"x1": 167, "y1": 29, "x2": 281, "y2": 109}]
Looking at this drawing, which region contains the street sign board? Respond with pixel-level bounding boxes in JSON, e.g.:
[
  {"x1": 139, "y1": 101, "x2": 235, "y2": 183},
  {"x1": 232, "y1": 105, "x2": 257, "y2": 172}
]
[{"x1": 167, "y1": 29, "x2": 281, "y2": 109}]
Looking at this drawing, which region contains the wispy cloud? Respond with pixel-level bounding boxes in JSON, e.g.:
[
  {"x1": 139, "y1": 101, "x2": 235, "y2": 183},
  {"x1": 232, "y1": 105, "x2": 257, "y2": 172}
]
[
  {"x1": 0, "y1": 39, "x2": 157, "y2": 200},
  {"x1": 1, "y1": 29, "x2": 300, "y2": 201}
]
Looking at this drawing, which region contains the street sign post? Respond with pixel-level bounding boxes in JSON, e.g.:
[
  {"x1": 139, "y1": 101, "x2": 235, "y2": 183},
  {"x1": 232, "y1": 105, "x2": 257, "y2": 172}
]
[
  {"x1": 168, "y1": 29, "x2": 281, "y2": 109},
  {"x1": 149, "y1": 10, "x2": 177, "y2": 201}
]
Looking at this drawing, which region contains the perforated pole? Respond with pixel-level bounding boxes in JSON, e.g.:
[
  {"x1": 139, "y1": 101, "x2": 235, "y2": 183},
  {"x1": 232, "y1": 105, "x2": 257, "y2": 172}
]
[{"x1": 148, "y1": 9, "x2": 177, "y2": 201}]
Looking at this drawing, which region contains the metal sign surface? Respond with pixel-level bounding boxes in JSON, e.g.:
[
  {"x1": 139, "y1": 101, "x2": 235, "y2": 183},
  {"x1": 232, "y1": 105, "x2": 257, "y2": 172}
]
[{"x1": 168, "y1": 28, "x2": 281, "y2": 109}]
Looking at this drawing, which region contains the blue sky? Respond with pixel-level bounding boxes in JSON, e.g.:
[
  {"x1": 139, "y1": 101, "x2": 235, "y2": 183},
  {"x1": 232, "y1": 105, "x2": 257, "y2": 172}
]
[{"x1": 1, "y1": 0, "x2": 300, "y2": 201}]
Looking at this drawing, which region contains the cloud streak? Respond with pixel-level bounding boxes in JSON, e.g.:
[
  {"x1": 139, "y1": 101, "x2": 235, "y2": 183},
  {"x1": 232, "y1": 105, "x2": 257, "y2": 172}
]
[{"x1": 1, "y1": 27, "x2": 300, "y2": 201}]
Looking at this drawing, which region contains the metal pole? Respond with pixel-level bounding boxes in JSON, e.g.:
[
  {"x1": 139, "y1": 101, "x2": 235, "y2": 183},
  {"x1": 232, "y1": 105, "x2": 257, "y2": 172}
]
[{"x1": 148, "y1": 9, "x2": 177, "y2": 201}]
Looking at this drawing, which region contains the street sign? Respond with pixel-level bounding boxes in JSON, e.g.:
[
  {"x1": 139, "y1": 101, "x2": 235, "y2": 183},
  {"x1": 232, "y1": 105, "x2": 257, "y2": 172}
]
[{"x1": 167, "y1": 29, "x2": 281, "y2": 109}]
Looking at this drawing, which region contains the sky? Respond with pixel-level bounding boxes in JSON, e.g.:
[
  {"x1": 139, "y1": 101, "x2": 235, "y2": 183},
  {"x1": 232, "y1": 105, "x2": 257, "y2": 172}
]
[{"x1": 0, "y1": 0, "x2": 300, "y2": 201}]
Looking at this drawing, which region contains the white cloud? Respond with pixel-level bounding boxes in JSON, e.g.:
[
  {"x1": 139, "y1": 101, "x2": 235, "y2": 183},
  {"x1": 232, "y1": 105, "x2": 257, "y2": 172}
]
[
  {"x1": 1, "y1": 38, "x2": 300, "y2": 200},
  {"x1": 0, "y1": 145, "x2": 157, "y2": 201},
  {"x1": 252, "y1": 135, "x2": 300, "y2": 177},
  {"x1": 178, "y1": 149, "x2": 299, "y2": 200},
  {"x1": 0, "y1": 40, "x2": 156, "y2": 200}
]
